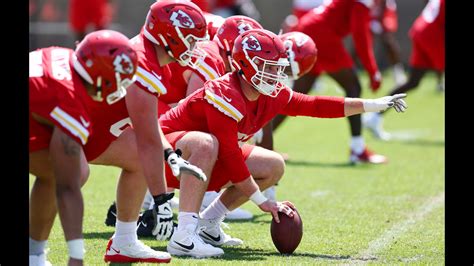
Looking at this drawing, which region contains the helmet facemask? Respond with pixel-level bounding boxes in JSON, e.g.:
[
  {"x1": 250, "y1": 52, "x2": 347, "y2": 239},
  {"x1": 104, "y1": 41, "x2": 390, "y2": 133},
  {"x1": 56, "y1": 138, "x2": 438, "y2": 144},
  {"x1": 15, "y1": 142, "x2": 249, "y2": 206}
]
[
  {"x1": 158, "y1": 26, "x2": 209, "y2": 69},
  {"x1": 245, "y1": 49, "x2": 289, "y2": 97}
]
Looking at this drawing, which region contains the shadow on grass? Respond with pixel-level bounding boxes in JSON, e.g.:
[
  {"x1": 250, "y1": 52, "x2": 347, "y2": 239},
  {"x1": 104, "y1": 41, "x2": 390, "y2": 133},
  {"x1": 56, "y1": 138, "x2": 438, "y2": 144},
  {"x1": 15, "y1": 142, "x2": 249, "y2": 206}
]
[
  {"x1": 211, "y1": 246, "x2": 352, "y2": 261},
  {"x1": 286, "y1": 160, "x2": 372, "y2": 169},
  {"x1": 83, "y1": 231, "x2": 114, "y2": 240}
]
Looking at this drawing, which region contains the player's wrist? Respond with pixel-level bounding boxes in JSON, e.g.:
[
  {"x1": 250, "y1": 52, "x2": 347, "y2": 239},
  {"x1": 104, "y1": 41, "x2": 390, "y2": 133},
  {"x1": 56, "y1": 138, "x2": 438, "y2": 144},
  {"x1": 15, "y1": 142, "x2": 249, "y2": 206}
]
[
  {"x1": 249, "y1": 190, "x2": 268, "y2": 206},
  {"x1": 153, "y1": 192, "x2": 174, "y2": 206},
  {"x1": 164, "y1": 148, "x2": 174, "y2": 161},
  {"x1": 67, "y1": 239, "x2": 85, "y2": 260}
]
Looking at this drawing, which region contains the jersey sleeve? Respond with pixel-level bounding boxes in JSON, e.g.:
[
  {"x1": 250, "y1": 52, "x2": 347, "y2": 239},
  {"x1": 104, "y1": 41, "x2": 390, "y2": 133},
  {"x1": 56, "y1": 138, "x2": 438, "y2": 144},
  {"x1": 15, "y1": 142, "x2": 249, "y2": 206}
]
[
  {"x1": 203, "y1": 81, "x2": 246, "y2": 122},
  {"x1": 280, "y1": 91, "x2": 345, "y2": 118},
  {"x1": 134, "y1": 58, "x2": 169, "y2": 96},
  {"x1": 351, "y1": 1, "x2": 379, "y2": 76},
  {"x1": 204, "y1": 102, "x2": 251, "y2": 183}
]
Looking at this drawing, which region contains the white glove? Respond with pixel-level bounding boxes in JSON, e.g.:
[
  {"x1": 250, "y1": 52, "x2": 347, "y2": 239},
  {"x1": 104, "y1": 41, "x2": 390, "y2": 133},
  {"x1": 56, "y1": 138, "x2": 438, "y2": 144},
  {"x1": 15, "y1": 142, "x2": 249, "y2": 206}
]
[
  {"x1": 362, "y1": 93, "x2": 408, "y2": 113},
  {"x1": 167, "y1": 149, "x2": 207, "y2": 182},
  {"x1": 151, "y1": 194, "x2": 174, "y2": 241}
]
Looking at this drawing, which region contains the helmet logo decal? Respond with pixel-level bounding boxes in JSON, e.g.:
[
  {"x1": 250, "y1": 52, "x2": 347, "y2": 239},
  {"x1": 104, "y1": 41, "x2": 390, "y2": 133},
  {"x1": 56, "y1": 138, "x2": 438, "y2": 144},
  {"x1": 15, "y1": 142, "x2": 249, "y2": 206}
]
[
  {"x1": 170, "y1": 10, "x2": 195, "y2": 28},
  {"x1": 237, "y1": 23, "x2": 253, "y2": 34},
  {"x1": 113, "y1": 54, "x2": 134, "y2": 74},
  {"x1": 242, "y1": 35, "x2": 261, "y2": 51},
  {"x1": 292, "y1": 34, "x2": 309, "y2": 47}
]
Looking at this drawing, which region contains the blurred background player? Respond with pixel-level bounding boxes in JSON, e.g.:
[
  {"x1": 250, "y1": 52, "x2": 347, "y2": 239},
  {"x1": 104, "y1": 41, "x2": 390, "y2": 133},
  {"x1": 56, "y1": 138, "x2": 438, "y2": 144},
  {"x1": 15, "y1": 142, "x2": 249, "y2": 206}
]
[
  {"x1": 281, "y1": 0, "x2": 324, "y2": 33},
  {"x1": 69, "y1": 0, "x2": 115, "y2": 41},
  {"x1": 273, "y1": 0, "x2": 387, "y2": 164},
  {"x1": 29, "y1": 30, "x2": 138, "y2": 266},
  {"x1": 370, "y1": 0, "x2": 407, "y2": 86},
  {"x1": 364, "y1": 0, "x2": 445, "y2": 140},
  {"x1": 158, "y1": 28, "x2": 407, "y2": 258}
]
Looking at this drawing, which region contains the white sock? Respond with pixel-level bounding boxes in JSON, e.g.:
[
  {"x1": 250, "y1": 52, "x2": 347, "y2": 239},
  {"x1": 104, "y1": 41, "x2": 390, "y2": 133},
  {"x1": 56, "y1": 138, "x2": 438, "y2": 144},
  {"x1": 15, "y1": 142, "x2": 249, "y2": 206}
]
[
  {"x1": 29, "y1": 237, "x2": 47, "y2": 255},
  {"x1": 393, "y1": 63, "x2": 407, "y2": 84},
  {"x1": 113, "y1": 220, "x2": 138, "y2": 246},
  {"x1": 200, "y1": 198, "x2": 230, "y2": 220},
  {"x1": 177, "y1": 212, "x2": 198, "y2": 232},
  {"x1": 351, "y1": 136, "x2": 365, "y2": 154}
]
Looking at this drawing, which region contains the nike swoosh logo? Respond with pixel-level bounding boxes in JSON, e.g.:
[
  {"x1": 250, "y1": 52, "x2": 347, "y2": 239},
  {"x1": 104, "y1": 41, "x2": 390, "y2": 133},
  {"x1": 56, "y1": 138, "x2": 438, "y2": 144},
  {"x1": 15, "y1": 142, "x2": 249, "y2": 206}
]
[
  {"x1": 79, "y1": 116, "x2": 90, "y2": 128},
  {"x1": 201, "y1": 231, "x2": 221, "y2": 242},
  {"x1": 222, "y1": 95, "x2": 232, "y2": 103},
  {"x1": 151, "y1": 70, "x2": 162, "y2": 80},
  {"x1": 111, "y1": 247, "x2": 121, "y2": 254},
  {"x1": 174, "y1": 241, "x2": 194, "y2": 251}
]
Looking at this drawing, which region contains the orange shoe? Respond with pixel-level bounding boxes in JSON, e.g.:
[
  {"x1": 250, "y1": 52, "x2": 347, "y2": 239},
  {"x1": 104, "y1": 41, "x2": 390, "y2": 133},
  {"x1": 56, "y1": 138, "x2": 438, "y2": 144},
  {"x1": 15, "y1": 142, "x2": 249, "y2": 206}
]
[{"x1": 350, "y1": 147, "x2": 388, "y2": 164}]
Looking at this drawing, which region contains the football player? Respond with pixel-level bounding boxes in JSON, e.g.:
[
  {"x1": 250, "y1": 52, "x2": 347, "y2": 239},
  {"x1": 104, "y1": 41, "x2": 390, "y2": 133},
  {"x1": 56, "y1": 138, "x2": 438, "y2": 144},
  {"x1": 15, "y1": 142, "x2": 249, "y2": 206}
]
[
  {"x1": 364, "y1": 0, "x2": 444, "y2": 140},
  {"x1": 29, "y1": 30, "x2": 137, "y2": 266},
  {"x1": 370, "y1": 0, "x2": 407, "y2": 86},
  {"x1": 79, "y1": 1, "x2": 211, "y2": 263},
  {"x1": 273, "y1": 0, "x2": 388, "y2": 164},
  {"x1": 158, "y1": 28, "x2": 407, "y2": 257}
]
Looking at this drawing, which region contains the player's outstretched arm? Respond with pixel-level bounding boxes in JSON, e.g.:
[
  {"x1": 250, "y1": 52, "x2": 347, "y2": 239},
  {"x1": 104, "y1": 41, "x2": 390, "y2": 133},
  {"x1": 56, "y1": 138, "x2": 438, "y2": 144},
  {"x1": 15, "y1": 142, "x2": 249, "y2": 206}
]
[
  {"x1": 345, "y1": 93, "x2": 408, "y2": 116},
  {"x1": 49, "y1": 126, "x2": 85, "y2": 264}
]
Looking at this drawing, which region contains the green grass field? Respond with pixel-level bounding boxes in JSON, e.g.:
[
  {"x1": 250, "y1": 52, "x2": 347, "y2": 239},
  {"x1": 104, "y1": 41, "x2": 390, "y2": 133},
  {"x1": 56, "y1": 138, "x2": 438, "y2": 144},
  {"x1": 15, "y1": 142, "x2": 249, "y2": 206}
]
[{"x1": 30, "y1": 72, "x2": 445, "y2": 265}]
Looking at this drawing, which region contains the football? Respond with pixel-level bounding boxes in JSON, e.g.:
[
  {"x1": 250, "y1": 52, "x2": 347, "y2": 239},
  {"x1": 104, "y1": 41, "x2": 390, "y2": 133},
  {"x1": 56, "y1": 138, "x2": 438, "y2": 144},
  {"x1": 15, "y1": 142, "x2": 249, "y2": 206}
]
[{"x1": 270, "y1": 208, "x2": 303, "y2": 255}]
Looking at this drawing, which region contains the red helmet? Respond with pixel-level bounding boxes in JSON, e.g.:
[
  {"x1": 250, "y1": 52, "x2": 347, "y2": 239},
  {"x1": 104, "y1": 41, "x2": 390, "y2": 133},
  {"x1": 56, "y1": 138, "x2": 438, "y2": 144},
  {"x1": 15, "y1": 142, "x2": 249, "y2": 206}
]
[
  {"x1": 143, "y1": 0, "x2": 208, "y2": 68},
  {"x1": 280, "y1": 31, "x2": 317, "y2": 80},
  {"x1": 214, "y1": 15, "x2": 262, "y2": 68},
  {"x1": 72, "y1": 30, "x2": 138, "y2": 105},
  {"x1": 232, "y1": 29, "x2": 289, "y2": 97}
]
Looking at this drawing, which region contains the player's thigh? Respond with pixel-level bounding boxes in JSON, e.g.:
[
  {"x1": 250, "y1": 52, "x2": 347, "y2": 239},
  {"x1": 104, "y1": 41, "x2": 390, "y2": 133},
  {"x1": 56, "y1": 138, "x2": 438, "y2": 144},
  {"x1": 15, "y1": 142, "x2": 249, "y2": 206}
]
[
  {"x1": 30, "y1": 148, "x2": 89, "y2": 183},
  {"x1": 245, "y1": 145, "x2": 285, "y2": 179},
  {"x1": 90, "y1": 127, "x2": 140, "y2": 172}
]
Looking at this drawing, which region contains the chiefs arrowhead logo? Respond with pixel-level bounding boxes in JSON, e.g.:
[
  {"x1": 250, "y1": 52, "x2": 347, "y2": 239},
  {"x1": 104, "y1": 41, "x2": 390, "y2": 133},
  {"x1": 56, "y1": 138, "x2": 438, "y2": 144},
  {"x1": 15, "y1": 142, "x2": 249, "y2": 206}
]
[
  {"x1": 242, "y1": 35, "x2": 261, "y2": 51},
  {"x1": 170, "y1": 10, "x2": 195, "y2": 28},
  {"x1": 237, "y1": 22, "x2": 253, "y2": 35},
  {"x1": 113, "y1": 54, "x2": 134, "y2": 74}
]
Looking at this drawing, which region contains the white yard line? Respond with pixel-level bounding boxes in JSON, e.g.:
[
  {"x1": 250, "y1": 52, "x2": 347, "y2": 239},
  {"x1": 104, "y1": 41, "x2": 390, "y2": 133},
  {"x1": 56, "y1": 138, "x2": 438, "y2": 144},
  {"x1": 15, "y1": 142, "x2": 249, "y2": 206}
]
[{"x1": 356, "y1": 192, "x2": 445, "y2": 261}]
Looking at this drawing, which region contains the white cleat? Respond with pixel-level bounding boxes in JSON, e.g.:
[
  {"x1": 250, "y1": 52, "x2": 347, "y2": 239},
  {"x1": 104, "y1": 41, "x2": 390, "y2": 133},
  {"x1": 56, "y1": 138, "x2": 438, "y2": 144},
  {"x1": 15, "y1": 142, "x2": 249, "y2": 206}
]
[
  {"x1": 362, "y1": 112, "x2": 391, "y2": 141},
  {"x1": 202, "y1": 191, "x2": 253, "y2": 221},
  {"x1": 198, "y1": 217, "x2": 244, "y2": 247},
  {"x1": 167, "y1": 224, "x2": 224, "y2": 258},
  {"x1": 29, "y1": 253, "x2": 52, "y2": 266},
  {"x1": 104, "y1": 238, "x2": 171, "y2": 263}
]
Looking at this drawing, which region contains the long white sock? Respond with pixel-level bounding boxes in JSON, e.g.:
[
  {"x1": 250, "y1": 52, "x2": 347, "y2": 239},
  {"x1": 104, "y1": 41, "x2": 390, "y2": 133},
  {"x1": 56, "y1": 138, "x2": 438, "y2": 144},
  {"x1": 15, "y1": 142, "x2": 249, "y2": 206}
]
[
  {"x1": 177, "y1": 212, "x2": 198, "y2": 231},
  {"x1": 113, "y1": 220, "x2": 138, "y2": 246},
  {"x1": 29, "y1": 237, "x2": 47, "y2": 255},
  {"x1": 351, "y1": 136, "x2": 365, "y2": 154},
  {"x1": 200, "y1": 198, "x2": 230, "y2": 220}
]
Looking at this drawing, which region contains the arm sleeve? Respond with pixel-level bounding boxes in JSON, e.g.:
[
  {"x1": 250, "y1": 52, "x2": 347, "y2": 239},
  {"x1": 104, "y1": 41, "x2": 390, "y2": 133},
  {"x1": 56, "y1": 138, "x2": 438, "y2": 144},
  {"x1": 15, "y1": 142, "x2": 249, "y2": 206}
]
[
  {"x1": 204, "y1": 103, "x2": 251, "y2": 183},
  {"x1": 351, "y1": 2, "x2": 378, "y2": 76},
  {"x1": 280, "y1": 92, "x2": 345, "y2": 118}
]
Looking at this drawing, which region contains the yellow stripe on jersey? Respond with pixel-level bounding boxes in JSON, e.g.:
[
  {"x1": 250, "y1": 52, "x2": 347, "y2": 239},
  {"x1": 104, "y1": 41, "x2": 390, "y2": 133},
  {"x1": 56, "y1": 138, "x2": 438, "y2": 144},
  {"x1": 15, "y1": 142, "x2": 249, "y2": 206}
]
[
  {"x1": 204, "y1": 90, "x2": 243, "y2": 122},
  {"x1": 197, "y1": 60, "x2": 220, "y2": 81},
  {"x1": 50, "y1": 107, "x2": 89, "y2": 145},
  {"x1": 136, "y1": 67, "x2": 168, "y2": 95}
]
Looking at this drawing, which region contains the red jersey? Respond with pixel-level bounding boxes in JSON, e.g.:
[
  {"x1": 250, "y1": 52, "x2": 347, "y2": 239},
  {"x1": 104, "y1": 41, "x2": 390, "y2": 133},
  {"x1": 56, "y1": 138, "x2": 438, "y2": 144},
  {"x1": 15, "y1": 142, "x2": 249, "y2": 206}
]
[
  {"x1": 371, "y1": 0, "x2": 398, "y2": 33},
  {"x1": 410, "y1": 0, "x2": 445, "y2": 44},
  {"x1": 29, "y1": 47, "x2": 93, "y2": 149},
  {"x1": 158, "y1": 40, "x2": 226, "y2": 114},
  {"x1": 297, "y1": 0, "x2": 378, "y2": 76},
  {"x1": 159, "y1": 72, "x2": 345, "y2": 184}
]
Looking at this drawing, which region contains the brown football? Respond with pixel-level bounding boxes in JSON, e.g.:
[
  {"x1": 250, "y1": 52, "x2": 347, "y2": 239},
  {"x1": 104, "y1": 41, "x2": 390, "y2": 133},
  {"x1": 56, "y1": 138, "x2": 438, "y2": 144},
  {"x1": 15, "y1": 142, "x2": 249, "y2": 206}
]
[{"x1": 270, "y1": 208, "x2": 303, "y2": 255}]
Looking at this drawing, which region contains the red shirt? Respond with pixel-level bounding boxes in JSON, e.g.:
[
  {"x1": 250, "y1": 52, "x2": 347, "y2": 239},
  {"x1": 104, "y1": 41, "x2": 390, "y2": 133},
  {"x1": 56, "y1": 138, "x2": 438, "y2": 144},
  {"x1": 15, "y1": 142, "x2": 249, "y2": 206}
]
[
  {"x1": 410, "y1": 0, "x2": 445, "y2": 44},
  {"x1": 159, "y1": 72, "x2": 345, "y2": 183},
  {"x1": 29, "y1": 47, "x2": 93, "y2": 146},
  {"x1": 300, "y1": 0, "x2": 378, "y2": 75}
]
